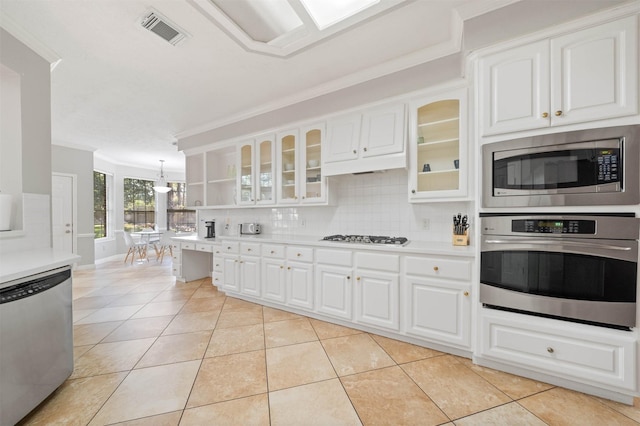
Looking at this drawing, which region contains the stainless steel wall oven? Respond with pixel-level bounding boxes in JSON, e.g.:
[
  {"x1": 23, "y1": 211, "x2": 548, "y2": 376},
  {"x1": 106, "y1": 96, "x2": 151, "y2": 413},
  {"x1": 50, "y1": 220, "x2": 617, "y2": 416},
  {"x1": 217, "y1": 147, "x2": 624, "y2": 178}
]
[
  {"x1": 480, "y1": 214, "x2": 638, "y2": 330},
  {"x1": 482, "y1": 125, "x2": 639, "y2": 208}
]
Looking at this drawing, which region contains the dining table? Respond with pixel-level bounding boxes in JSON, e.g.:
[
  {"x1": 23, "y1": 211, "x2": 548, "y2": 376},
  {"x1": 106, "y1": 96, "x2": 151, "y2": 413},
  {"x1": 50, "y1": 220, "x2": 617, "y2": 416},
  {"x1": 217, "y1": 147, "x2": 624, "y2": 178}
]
[{"x1": 131, "y1": 230, "x2": 163, "y2": 258}]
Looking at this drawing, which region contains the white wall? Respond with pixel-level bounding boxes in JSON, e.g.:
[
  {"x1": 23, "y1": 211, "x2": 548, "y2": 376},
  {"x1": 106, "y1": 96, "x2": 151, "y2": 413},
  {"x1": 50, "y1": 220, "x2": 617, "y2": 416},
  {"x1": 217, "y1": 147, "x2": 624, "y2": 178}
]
[{"x1": 200, "y1": 169, "x2": 475, "y2": 244}]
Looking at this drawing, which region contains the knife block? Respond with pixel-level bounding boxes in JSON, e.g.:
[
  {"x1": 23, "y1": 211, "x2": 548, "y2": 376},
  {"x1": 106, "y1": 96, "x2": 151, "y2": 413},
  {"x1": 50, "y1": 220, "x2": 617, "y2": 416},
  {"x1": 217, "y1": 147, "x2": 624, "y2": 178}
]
[{"x1": 452, "y1": 227, "x2": 469, "y2": 246}]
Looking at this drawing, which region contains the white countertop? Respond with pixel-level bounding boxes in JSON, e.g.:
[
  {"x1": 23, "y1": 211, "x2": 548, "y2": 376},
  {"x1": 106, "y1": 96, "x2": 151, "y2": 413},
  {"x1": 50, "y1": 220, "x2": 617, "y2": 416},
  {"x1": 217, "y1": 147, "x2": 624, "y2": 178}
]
[
  {"x1": 172, "y1": 234, "x2": 475, "y2": 257},
  {"x1": 0, "y1": 249, "x2": 81, "y2": 284}
]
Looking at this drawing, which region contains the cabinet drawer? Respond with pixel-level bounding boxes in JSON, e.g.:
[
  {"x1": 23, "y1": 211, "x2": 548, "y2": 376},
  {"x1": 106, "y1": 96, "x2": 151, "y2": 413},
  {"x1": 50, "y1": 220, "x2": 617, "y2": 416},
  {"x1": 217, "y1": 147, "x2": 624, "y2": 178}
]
[
  {"x1": 480, "y1": 311, "x2": 636, "y2": 390},
  {"x1": 213, "y1": 257, "x2": 223, "y2": 272},
  {"x1": 195, "y1": 243, "x2": 214, "y2": 253},
  {"x1": 287, "y1": 246, "x2": 314, "y2": 262},
  {"x1": 181, "y1": 242, "x2": 195, "y2": 250},
  {"x1": 212, "y1": 271, "x2": 223, "y2": 287},
  {"x1": 172, "y1": 263, "x2": 182, "y2": 277},
  {"x1": 172, "y1": 251, "x2": 181, "y2": 263},
  {"x1": 221, "y1": 241, "x2": 239, "y2": 254},
  {"x1": 171, "y1": 242, "x2": 180, "y2": 251},
  {"x1": 263, "y1": 244, "x2": 285, "y2": 259},
  {"x1": 405, "y1": 256, "x2": 471, "y2": 281},
  {"x1": 240, "y1": 242, "x2": 261, "y2": 255},
  {"x1": 316, "y1": 249, "x2": 352, "y2": 267},
  {"x1": 356, "y1": 252, "x2": 399, "y2": 272}
]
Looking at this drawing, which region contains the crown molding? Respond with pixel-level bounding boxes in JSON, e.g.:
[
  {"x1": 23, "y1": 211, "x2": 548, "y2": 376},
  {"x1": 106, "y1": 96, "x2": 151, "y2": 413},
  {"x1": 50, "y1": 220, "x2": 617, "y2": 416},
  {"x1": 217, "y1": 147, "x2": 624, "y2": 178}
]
[{"x1": 0, "y1": 11, "x2": 62, "y2": 71}]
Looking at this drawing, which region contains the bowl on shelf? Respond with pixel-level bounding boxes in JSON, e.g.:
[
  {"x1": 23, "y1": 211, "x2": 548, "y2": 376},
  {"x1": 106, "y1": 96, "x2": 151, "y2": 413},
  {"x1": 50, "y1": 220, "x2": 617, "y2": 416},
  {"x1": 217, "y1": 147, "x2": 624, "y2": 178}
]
[
  {"x1": 284, "y1": 163, "x2": 294, "y2": 171},
  {"x1": 308, "y1": 159, "x2": 319, "y2": 168}
]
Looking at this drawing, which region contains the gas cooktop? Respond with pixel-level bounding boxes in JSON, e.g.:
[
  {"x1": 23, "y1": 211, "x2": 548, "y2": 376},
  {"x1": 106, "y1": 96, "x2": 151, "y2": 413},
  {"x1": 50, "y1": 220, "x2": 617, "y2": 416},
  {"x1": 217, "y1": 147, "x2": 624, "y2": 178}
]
[{"x1": 322, "y1": 235, "x2": 409, "y2": 246}]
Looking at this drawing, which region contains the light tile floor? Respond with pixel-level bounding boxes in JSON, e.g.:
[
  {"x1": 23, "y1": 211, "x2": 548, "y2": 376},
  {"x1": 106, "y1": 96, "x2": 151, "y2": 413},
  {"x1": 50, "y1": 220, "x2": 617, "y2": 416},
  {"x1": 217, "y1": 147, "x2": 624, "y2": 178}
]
[{"x1": 19, "y1": 258, "x2": 640, "y2": 425}]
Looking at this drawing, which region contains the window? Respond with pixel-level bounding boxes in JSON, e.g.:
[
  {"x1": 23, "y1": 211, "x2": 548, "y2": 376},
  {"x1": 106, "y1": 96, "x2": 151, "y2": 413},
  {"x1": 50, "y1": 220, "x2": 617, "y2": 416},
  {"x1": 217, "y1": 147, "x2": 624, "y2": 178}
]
[
  {"x1": 124, "y1": 178, "x2": 155, "y2": 232},
  {"x1": 167, "y1": 182, "x2": 196, "y2": 232},
  {"x1": 94, "y1": 171, "x2": 107, "y2": 238}
]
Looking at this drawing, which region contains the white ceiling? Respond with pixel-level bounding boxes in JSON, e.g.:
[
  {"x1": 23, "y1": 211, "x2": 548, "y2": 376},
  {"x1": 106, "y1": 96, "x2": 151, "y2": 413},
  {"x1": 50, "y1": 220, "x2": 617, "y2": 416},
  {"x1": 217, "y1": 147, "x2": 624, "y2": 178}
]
[{"x1": 0, "y1": 0, "x2": 627, "y2": 174}]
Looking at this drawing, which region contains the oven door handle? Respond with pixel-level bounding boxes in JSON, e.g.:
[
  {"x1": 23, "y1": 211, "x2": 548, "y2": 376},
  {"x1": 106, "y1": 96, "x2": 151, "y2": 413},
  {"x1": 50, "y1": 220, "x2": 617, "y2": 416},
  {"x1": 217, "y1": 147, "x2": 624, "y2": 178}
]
[{"x1": 483, "y1": 239, "x2": 632, "y2": 251}]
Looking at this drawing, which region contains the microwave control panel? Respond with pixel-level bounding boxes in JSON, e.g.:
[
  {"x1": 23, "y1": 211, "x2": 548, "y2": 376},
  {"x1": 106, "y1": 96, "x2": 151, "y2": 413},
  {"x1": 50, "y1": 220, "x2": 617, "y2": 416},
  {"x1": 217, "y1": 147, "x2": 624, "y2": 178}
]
[
  {"x1": 596, "y1": 148, "x2": 619, "y2": 183},
  {"x1": 512, "y1": 219, "x2": 596, "y2": 234}
]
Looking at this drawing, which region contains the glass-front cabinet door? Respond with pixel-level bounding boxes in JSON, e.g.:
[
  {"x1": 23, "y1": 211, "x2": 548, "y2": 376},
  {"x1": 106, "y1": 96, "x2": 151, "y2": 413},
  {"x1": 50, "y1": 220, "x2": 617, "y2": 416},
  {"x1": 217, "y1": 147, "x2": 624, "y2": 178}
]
[
  {"x1": 256, "y1": 135, "x2": 275, "y2": 205},
  {"x1": 237, "y1": 141, "x2": 254, "y2": 205},
  {"x1": 277, "y1": 130, "x2": 299, "y2": 204},
  {"x1": 300, "y1": 123, "x2": 325, "y2": 203},
  {"x1": 409, "y1": 87, "x2": 467, "y2": 201}
]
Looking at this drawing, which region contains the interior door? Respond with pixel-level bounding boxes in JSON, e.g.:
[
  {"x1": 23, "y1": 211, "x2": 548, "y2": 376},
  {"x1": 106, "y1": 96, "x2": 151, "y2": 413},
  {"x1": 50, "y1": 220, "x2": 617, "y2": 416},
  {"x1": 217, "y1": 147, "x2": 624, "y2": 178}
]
[{"x1": 52, "y1": 174, "x2": 74, "y2": 252}]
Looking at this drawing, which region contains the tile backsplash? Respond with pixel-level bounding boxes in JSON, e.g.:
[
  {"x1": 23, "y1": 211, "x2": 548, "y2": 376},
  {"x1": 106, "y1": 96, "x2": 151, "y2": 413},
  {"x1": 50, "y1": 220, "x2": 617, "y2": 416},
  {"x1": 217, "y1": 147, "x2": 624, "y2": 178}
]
[{"x1": 199, "y1": 169, "x2": 474, "y2": 243}]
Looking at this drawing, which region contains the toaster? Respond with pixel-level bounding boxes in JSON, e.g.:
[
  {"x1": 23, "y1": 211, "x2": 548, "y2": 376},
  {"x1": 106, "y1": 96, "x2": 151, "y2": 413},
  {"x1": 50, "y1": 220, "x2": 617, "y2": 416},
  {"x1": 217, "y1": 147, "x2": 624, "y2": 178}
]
[{"x1": 239, "y1": 223, "x2": 261, "y2": 235}]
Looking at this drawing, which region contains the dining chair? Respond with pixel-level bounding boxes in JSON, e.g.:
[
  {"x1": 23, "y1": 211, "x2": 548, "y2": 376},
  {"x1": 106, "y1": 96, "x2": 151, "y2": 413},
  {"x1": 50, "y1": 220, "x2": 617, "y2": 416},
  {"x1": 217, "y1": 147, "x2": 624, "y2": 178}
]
[
  {"x1": 123, "y1": 231, "x2": 148, "y2": 264},
  {"x1": 155, "y1": 230, "x2": 176, "y2": 262}
]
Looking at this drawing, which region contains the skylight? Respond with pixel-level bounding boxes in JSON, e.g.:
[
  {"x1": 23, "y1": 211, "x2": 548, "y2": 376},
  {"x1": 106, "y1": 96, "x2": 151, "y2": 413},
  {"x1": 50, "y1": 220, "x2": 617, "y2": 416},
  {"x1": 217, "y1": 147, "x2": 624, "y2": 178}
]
[
  {"x1": 189, "y1": 0, "x2": 406, "y2": 57},
  {"x1": 300, "y1": 0, "x2": 380, "y2": 30}
]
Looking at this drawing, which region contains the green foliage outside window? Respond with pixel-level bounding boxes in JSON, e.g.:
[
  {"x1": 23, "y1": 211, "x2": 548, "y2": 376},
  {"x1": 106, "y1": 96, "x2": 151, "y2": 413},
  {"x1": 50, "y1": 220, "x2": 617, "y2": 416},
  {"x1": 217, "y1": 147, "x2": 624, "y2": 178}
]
[
  {"x1": 124, "y1": 178, "x2": 155, "y2": 232},
  {"x1": 94, "y1": 171, "x2": 107, "y2": 238}
]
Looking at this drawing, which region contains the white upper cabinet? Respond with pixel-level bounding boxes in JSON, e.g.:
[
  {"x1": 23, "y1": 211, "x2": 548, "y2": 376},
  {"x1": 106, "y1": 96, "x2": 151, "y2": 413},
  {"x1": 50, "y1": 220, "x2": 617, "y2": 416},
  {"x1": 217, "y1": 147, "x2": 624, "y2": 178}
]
[
  {"x1": 479, "y1": 16, "x2": 638, "y2": 136},
  {"x1": 408, "y1": 87, "x2": 468, "y2": 201},
  {"x1": 324, "y1": 103, "x2": 406, "y2": 175},
  {"x1": 276, "y1": 125, "x2": 328, "y2": 205},
  {"x1": 237, "y1": 136, "x2": 276, "y2": 206}
]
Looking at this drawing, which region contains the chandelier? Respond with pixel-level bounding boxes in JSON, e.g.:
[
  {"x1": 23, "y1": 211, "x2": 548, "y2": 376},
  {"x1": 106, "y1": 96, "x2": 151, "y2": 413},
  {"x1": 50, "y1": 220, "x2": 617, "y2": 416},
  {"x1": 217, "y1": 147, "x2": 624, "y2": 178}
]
[{"x1": 153, "y1": 160, "x2": 172, "y2": 193}]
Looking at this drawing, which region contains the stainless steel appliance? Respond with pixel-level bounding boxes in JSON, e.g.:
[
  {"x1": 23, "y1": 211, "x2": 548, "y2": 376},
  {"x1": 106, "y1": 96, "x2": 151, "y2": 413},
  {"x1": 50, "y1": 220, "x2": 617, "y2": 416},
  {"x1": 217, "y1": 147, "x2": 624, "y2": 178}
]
[
  {"x1": 480, "y1": 214, "x2": 638, "y2": 330},
  {"x1": 1, "y1": 266, "x2": 73, "y2": 425},
  {"x1": 322, "y1": 235, "x2": 409, "y2": 246},
  {"x1": 239, "y1": 223, "x2": 261, "y2": 235},
  {"x1": 482, "y1": 125, "x2": 639, "y2": 207},
  {"x1": 205, "y1": 220, "x2": 215, "y2": 239}
]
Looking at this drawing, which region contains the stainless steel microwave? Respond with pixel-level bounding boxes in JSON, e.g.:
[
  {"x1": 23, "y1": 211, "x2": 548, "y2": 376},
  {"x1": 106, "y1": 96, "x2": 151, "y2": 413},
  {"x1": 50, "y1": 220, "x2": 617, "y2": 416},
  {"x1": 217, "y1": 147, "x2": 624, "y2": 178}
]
[{"x1": 482, "y1": 125, "x2": 639, "y2": 208}]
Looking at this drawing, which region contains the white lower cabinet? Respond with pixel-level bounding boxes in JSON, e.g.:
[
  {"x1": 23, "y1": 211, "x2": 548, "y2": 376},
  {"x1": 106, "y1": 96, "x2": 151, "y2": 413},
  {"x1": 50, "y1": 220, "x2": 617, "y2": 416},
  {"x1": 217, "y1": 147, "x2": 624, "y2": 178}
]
[
  {"x1": 286, "y1": 260, "x2": 314, "y2": 310},
  {"x1": 354, "y1": 252, "x2": 400, "y2": 331},
  {"x1": 221, "y1": 254, "x2": 239, "y2": 292},
  {"x1": 262, "y1": 259, "x2": 286, "y2": 303},
  {"x1": 316, "y1": 248, "x2": 353, "y2": 320},
  {"x1": 480, "y1": 309, "x2": 637, "y2": 391},
  {"x1": 403, "y1": 255, "x2": 472, "y2": 348},
  {"x1": 316, "y1": 264, "x2": 353, "y2": 320},
  {"x1": 239, "y1": 254, "x2": 260, "y2": 297}
]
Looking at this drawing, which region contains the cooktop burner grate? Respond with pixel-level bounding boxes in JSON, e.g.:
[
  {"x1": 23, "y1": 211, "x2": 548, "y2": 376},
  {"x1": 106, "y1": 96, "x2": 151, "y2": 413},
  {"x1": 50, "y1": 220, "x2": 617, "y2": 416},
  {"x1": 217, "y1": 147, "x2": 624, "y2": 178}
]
[{"x1": 322, "y1": 235, "x2": 409, "y2": 246}]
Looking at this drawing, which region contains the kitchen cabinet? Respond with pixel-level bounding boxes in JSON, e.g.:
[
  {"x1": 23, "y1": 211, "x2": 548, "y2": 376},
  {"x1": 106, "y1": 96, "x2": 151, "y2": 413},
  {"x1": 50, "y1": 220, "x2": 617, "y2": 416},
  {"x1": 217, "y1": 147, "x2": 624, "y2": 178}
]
[
  {"x1": 403, "y1": 255, "x2": 471, "y2": 348},
  {"x1": 354, "y1": 252, "x2": 399, "y2": 331},
  {"x1": 185, "y1": 153, "x2": 205, "y2": 206},
  {"x1": 479, "y1": 308, "x2": 637, "y2": 392},
  {"x1": 285, "y1": 246, "x2": 314, "y2": 310},
  {"x1": 408, "y1": 87, "x2": 467, "y2": 201},
  {"x1": 276, "y1": 126, "x2": 327, "y2": 205},
  {"x1": 479, "y1": 16, "x2": 638, "y2": 136},
  {"x1": 262, "y1": 244, "x2": 286, "y2": 303},
  {"x1": 238, "y1": 135, "x2": 276, "y2": 206},
  {"x1": 172, "y1": 240, "x2": 213, "y2": 282},
  {"x1": 220, "y1": 241, "x2": 260, "y2": 296},
  {"x1": 276, "y1": 129, "x2": 299, "y2": 204},
  {"x1": 316, "y1": 248, "x2": 353, "y2": 320},
  {"x1": 299, "y1": 123, "x2": 326, "y2": 203},
  {"x1": 324, "y1": 102, "x2": 406, "y2": 176}
]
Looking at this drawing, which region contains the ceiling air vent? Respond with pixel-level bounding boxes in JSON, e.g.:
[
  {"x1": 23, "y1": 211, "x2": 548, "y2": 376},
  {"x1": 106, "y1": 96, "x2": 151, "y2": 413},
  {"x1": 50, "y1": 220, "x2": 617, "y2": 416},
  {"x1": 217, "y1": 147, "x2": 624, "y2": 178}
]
[{"x1": 141, "y1": 10, "x2": 188, "y2": 46}]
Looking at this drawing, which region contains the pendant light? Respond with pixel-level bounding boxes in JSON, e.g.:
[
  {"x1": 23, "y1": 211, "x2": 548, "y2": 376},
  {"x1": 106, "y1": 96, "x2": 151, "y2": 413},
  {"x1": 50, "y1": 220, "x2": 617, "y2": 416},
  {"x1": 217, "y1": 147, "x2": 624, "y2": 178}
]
[{"x1": 153, "y1": 160, "x2": 172, "y2": 193}]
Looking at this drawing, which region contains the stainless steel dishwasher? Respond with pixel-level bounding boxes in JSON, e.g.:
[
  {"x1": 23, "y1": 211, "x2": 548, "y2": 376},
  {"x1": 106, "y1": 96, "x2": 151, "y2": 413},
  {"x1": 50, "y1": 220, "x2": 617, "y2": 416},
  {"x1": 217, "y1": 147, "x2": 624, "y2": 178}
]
[{"x1": 0, "y1": 266, "x2": 73, "y2": 425}]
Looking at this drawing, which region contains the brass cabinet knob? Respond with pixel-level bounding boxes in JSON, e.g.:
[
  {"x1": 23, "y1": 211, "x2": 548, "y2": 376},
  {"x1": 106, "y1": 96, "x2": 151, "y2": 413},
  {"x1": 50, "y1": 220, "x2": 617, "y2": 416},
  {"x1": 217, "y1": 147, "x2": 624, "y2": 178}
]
[
  {"x1": 433, "y1": 266, "x2": 439, "y2": 271},
  {"x1": 287, "y1": 266, "x2": 291, "y2": 270},
  {"x1": 547, "y1": 347, "x2": 554, "y2": 353},
  {"x1": 411, "y1": 189, "x2": 416, "y2": 194},
  {"x1": 347, "y1": 276, "x2": 351, "y2": 280},
  {"x1": 363, "y1": 147, "x2": 368, "y2": 152},
  {"x1": 542, "y1": 112, "x2": 549, "y2": 118},
  {"x1": 227, "y1": 246, "x2": 231, "y2": 250},
  {"x1": 357, "y1": 277, "x2": 361, "y2": 281},
  {"x1": 270, "y1": 250, "x2": 275, "y2": 254},
  {"x1": 215, "y1": 264, "x2": 219, "y2": 267},
  {"x1": 280, "y1": 265, "x2": 284, "y2": 269},
  {"x1": 463, "y1": 291, "x2": 469, "y2": 296},
  {"x1": 247, "y1": 248, "x2": 252, "y2": 252},
  {"x1": 555, "y1": 110, "x2": 562, "y2": 116},
  {"x1": 297, "y1": 253, "x2": 302, "y2": 257}
]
